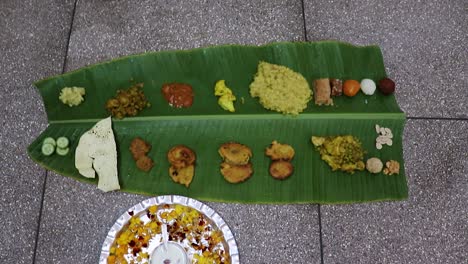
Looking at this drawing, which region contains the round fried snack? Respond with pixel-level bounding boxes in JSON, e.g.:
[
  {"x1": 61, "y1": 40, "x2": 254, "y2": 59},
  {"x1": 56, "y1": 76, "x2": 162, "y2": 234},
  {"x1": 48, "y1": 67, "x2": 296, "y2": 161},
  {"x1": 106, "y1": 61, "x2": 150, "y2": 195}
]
[
  {"x1": 169, "y1": 165, "x2": 195, "y2": 187},
  {"x1": 269, "y1": 160, "x2": 294, "y2": 180},
  {"x1": 135, "y1": 156, "x2": 154, "y2": 172},
  {"x1": 218, "y1": 142, "x2": 252, "y2": 165},
  {"x1": 130, "y1": 137, "x2": 151, "y2": 160},
  {"x1": 220, "y1": 162, "x2": 253, "y2": 184},
  {"x1": 167, "y1": 145, "x2": 196, "y2": 169},
  {"x1": 265, "y1": 140, "x2": 295, "y2": 161}
]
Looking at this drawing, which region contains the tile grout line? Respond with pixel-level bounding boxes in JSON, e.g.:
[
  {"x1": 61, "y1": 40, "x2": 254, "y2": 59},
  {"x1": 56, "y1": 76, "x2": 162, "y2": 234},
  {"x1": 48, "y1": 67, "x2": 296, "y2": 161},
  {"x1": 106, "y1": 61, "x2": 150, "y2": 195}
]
[
  {"x1": 301, "y1": 0, "x2": 308, "y2": 42},
  {"x1": 301, "y1": 1, "x2": 325, "y2": 262},
  {"x1": 32, "y1": 0, "x2": 78, "y2": 263},
  {"x1": 62, "y1": 0, "x2": 79, "y2": 74},
  {"x1": 31, "y1": 171, "x2": 48, "y2": 264},
  {"x1": 317, "y1": 205, "x2": 324, "y2": 264},
  {"x1": 406, "y1": 116, "x2": 468, "y2": 121}
]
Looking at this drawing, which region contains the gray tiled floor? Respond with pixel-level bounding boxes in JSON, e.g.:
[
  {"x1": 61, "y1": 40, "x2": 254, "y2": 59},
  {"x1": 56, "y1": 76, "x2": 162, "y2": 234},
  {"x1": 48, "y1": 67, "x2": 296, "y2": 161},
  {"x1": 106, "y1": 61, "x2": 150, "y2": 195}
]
[
  {"x1": 66, "y1": 0, "x2": 304, "y2": 71},
  {"x1": 1, "y1": 0, "x2": 467, "y2": 263},
  {"x1": 0, "y1": 0, "x2": 74, "y2": 263}
]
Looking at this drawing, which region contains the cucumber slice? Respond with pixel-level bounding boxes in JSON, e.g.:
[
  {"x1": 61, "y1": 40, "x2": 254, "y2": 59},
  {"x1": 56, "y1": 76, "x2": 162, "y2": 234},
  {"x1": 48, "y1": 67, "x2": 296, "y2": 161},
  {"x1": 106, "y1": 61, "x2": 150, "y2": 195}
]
[
  {"x1": 56, "y1": 147, "x2": 69, "y2": 156},
  {"x1": 41, "y1": 143, "x2": 55, "y2": 156},
  {"x1": 56, "y1": 137, "x2": 69, "y2": 148},
  {"x1": 43, "y1": 137, "x2": 56, "y2": 146}
]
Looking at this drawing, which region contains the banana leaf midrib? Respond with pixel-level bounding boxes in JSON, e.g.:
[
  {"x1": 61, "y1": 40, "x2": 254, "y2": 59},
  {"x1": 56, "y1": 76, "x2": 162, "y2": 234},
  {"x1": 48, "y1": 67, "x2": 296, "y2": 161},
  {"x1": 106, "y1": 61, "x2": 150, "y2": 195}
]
[{"x1": 48, "y1": 112, "x2": 406, "y2": 124}]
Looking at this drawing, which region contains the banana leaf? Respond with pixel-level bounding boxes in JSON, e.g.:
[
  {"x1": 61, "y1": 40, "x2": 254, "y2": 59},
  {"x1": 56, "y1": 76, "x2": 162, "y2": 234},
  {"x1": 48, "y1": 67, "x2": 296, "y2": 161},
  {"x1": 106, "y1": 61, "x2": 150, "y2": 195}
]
[{"x1": 28, "y1": 41, "x2": 407, "y2": 204}]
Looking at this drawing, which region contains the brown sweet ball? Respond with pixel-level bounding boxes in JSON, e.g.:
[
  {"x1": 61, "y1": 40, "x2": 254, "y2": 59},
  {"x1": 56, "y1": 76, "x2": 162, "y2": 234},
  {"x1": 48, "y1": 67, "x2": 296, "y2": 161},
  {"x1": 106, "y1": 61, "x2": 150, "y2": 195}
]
[{"x1": 378, "y1": 78, "x2": 395, "y2": 95}]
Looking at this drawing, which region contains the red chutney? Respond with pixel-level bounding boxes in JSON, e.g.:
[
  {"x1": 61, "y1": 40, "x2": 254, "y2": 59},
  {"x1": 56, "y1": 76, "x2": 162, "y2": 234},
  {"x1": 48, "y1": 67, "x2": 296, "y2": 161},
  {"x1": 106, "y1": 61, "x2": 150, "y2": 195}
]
[{"x1": 161, "y1": 83, "x2": 194, "y2": 108}]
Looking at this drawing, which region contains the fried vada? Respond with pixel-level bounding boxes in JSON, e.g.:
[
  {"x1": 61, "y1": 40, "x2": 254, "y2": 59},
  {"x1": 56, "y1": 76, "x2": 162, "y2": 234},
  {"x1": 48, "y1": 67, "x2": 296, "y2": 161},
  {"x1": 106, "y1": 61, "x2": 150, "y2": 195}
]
[
  {"x1": 169, "y1": 165, "x2": 195, "y2": 187},
  {"x1": 218, "y1": 142, "x2": 252, "y2": 165},
  {"x1": 129, "y1": 137, "x2": 151, "y2": 160},
  {"x1": 167, "y1": 145, "x2": 196, "y2": 169},
  {"x1": 265, "y1": 140, "x2": 295, "y2": 161},
  {"x1": 136, "y1": 156, "x2": 154, "y2": 172},
  {"x1": 269, "y1": 160, "x2": 293, "y2": 180},
  {"x1": 220, "y1": 162, "x2": 253, "y2": 184}
]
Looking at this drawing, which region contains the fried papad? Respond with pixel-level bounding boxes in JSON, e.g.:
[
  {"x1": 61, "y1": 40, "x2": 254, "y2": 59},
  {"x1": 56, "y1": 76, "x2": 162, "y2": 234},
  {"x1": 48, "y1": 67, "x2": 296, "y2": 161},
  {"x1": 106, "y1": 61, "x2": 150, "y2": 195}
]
[
  {"x1": 269, "y1": 160, "x2": 294, "y2": 180},
  {"x1": 169, "y1": 165, "x2": 195, "y2": 187},
  {"x1": 265, "y1": 140, "x2": 295, "y2": 161},
  {"x1": 129, "y1": 137, "x2": 151, "y2": 160},
  {"x1": 167, "y1": 145, "x2": 196, "y2": 169},
  {"x1": 220, "y1": 162, "x2": 253, "y2": 184},
  {"x1": 218, "y1": 142, "x2": 252, "y2": 165}
]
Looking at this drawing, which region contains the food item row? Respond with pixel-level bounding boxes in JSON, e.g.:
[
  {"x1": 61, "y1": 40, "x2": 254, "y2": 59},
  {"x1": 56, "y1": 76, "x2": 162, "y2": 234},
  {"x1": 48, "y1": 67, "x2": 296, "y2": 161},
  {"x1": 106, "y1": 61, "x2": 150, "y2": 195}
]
[
  {"x1": 312, "y1": 76, "x2": 396, "y2": 105},
  {"x1": 311, "y1": 121, "x2": 400, "y2": 175},
  {"x1": 128, "y1": 139, "x2": 297, "y2": 186},
  {"x1": 58, "y1": 60, "x2": 397, "y2": 120},
  {"x1": 68, "y1": 116, "x2": 399, "y2": 193},
  {"x1": 311, "y1": 135, "x2": 400, "y2": 176}
]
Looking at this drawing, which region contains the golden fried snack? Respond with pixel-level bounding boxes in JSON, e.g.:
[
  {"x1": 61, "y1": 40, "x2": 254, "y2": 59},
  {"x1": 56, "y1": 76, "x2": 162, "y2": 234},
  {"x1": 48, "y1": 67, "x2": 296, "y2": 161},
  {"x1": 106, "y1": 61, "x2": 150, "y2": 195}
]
[
  {"x1": 169, "y1": 165, "x2": 195, "y2": 187},
  {"x1": 129, "y1": 137, "x2": 151, "y2": 160},
  {"x1": 167, "y1": 145, "x2": 196, "y2": 169},
  {"x1": 269, "y1": 160, "x2": 294, "y2": 180},
  {"x1": 220, "y1": 162, "x2": 253, "y2": 184},
  {"x1": 218, "y1": 142, "x2": 252, "y2": 165},
  {"x1": 265, "y1": 140, "x2": 295, "y2": 161},
  {"x1": 136, "y1": 156, "x2": 154, "y2": 172},
  {"x1": 383, "y1": 160, "x2": 400, "y2": 175}
]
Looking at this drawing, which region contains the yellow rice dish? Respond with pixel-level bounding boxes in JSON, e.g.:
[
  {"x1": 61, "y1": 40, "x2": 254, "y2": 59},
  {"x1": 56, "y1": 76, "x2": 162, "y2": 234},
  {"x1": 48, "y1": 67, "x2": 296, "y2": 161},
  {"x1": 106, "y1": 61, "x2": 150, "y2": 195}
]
[{"x1": 249, "y1": 61, "x2": 312, "y2": 115}]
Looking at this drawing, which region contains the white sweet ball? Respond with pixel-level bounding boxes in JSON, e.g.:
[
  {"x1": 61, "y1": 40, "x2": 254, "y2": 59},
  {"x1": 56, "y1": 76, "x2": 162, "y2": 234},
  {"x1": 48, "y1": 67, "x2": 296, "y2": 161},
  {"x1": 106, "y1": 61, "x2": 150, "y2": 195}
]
[{"x1": 360, "y1": 79, "x2": 376, "y2": 95}]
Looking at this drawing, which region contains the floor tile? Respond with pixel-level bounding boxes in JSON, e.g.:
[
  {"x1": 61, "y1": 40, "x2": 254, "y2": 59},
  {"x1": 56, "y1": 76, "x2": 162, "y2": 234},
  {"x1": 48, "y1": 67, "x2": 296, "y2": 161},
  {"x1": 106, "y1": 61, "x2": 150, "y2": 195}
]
[
  {"x1": 208, "y1": 203, "x2": 321, "y2": 264},
  {"x1": 0, "y1": 0, "x2": 75, "y2": 263},
  {"x1": 34, "y1": 174, "x2": 146, "y2": 264},
  {"x1": 304, "y1": 0, "x2": 468, "y2": 118},
  {"x1": 66, "y1": 0, "x2": 305, "y2": 71},
  {"x1": 320, "y1": 119, "x2": 468, "y2": 264}
]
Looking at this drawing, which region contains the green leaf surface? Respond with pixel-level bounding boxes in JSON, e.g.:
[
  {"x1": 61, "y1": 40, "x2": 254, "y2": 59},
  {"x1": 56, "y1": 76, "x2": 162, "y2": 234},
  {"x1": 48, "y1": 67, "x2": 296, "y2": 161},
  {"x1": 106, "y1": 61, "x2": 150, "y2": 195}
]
[{"x1": 28, "y1": 41, "x2": 407, "y2": 204}]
